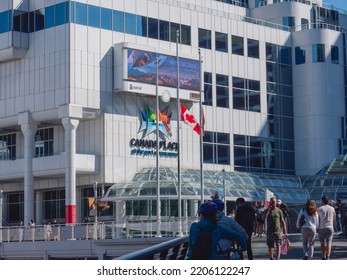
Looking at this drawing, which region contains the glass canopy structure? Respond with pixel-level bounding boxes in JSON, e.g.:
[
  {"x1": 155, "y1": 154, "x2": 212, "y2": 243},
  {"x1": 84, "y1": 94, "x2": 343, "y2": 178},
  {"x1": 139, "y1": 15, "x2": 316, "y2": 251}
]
[{"x1": 104, "y1": 168, "x2": 309, "y2": 204}]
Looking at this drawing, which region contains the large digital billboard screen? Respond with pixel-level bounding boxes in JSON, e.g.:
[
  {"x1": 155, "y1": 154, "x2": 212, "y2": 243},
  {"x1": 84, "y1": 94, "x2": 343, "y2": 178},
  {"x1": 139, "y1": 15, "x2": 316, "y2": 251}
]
[{"x1": 127, "y1": 49, "x2": 200, "y2": 91}]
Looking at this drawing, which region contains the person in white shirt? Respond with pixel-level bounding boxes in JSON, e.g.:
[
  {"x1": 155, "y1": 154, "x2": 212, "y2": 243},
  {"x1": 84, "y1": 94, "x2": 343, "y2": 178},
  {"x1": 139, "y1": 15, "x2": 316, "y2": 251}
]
[
  {"x1": 318, "y1": 196, "x2": 336, "y2": 260},
  {"x1": 296, "y1": 199, "x2": 319, "y2": 260}
]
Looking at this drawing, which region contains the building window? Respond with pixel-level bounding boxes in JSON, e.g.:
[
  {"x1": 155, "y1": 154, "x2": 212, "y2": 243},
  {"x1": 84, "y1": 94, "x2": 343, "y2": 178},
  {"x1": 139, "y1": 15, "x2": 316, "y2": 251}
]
[
  {"x1": 215, "y1": 31, "x2": 228, "y2": 52},
  {"x1": 312, "y1": 44, "x2": 325, "y2": 62},
  {"x1": 232, "y1": 35, "x2": 244, "y2": 55},
  {"x1": 295, "y1": 46, "x2": 305, "y2": 65},
  {"x1": 331, "y1": 45, "x2": 339, "y2": 64},
  {"x1": 0, "y1": 10, "x2": 10, "y2": 34},
  {"x1": 203, "y1": 72, "x2": 213, "y2": 106},
  {"x1": 282, "y1": 16, "x2": 295, "y2": 29},
  {"x1": 101, "y1": 7, "x2": 112, "y2": 30},
  {"x1": 180, "y1": 24, "x2": 191, "y2": 45},
  {"x1": 203, "y1": 131, "x2": 230, "y2": 165},
  {"x1": 0, "y1": 133, "x2": 16, "y2": 160},
  {"x1": 125, "y1": 12, "x2": 136, "y2": 35},
  {"x1": 233, "y1": 77, "x2": 260, "y2": 112},
  {"x1": 301, "y1": 18, "x2": 309, "y2": 30},
  {"x1": 148, "y1": 17, "x2": 158, "y2": 39},
  {"x1": 199, "y1": 28, "x2": 212, "y2": 49},
  {"x1": 42, "y1": 190, "x2": 65, "y2": 220},
  {"x1": 7, "y1": 193, "x2": 24, "y2": 223},
  {"x1": 113, "y1": 10, "x2": 124, "y2": 32},
  {"x1": 248, "y1": 39, "x2": 259, "y2": 59},
  {"x1": 88, "y1": 5, "x2": 100, "y2": 28},
  {"x1": 35, "y1": 128, "x2": 54, "y2": 158},
  {"x1": 216, "y1": 74, "x2": 229, "y2": 108},
  {"x1": 159, "y1": 20, "x2": 170, "y2": 41},
  {"x1": 137, "y1": 15, "x2": 147, "y2": 37},
  {"x1": 266, "y1": 43, "x2": 277, "y2": 62},
  {"x1": 75, "y1": 2, "x2": 87, "y2": 25}
]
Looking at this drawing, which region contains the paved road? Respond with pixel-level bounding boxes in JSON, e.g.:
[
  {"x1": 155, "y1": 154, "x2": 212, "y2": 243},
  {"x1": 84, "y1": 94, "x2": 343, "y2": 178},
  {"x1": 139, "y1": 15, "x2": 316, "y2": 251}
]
[{"x1": 249, "y1": 233, "x2": 347, "y2": 260}]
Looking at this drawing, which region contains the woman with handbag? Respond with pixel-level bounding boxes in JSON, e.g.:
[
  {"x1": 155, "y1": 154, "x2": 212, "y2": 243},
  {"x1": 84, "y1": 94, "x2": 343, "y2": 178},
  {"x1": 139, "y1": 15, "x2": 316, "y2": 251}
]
[{"x1": 296, "y1": 199, "x2": 319, "y2": 260}]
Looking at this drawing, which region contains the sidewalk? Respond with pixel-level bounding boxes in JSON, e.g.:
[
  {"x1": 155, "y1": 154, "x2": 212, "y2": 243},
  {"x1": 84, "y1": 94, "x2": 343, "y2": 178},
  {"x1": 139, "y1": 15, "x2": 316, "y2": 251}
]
[{"x1": 250, "y1": 233, "x2": 347, "y2": 260}]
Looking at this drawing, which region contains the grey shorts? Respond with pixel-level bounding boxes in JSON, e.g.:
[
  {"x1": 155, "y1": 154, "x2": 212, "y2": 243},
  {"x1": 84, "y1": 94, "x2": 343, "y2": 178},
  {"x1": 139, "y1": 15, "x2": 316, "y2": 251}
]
[{"x1": 318, "y1": 228, "x2": 333, "y2": 243}]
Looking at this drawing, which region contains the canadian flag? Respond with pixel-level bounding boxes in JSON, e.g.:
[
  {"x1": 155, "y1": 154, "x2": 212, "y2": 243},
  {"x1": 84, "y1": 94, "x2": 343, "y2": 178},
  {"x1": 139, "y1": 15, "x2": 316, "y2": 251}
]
[{"x1": 180, "y1": 104, "x2": 201, "y2": 135}]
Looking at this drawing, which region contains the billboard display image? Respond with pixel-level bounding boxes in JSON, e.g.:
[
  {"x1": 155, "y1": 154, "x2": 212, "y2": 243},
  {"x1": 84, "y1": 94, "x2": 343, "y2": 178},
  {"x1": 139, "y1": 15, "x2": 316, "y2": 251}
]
[{"x1": 127, "y1": 49, "x2": 200, "y2": 91}]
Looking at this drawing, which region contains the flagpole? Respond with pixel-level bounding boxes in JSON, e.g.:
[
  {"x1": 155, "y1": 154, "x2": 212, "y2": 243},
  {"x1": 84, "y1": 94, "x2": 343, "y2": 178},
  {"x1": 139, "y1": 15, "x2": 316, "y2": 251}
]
[
  {"x1": 155, "y1": 57, "x2": 162, "y2": 237},
  {"x1": 199, "y1": 49, "x2": 204, "y2": 204},
  {"x1": 176, "y1": 29, "x2": 182, "y2": 236}
]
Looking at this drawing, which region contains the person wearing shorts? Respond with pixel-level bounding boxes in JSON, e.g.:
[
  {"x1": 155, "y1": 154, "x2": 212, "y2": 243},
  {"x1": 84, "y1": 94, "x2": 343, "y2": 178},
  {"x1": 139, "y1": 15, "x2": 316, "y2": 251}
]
[
  {"x1": 318, "y1": 196, "x2": 336, "y2": 260},
  {"x1": 264, "y1": 197, "x2": 287, "y2": 260}
]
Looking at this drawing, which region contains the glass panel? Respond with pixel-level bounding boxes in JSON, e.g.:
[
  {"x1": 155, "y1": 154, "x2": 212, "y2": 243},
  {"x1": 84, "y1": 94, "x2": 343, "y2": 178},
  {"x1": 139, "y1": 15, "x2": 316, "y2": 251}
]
[
  {"x1": 216, "y1": 86, "x2": 229, "y2": 108},
  {"x1": 159, "y1": 20, "x2": 170, "y2": 41},
  {"x1": 204, "y1": 84, "x2": 213, "y2": 106},
  {"x1": 204, "y1": 72, "x2": 213, "y2": 84},
  {"x1": 55, "y1": 2, "x2": 66, "y2": 26},
  {"x1": 248, "y1": 91, "x2": 260, "y2": 112},
  {"x1": 215, "y1": 31, "x2": 228, "y2": 52},
  {"x1": 75, "y1": 2, "x2": 87, "y2": 25},
  {"x1": 232, "y1": 35, "x2": 244, "y2": 55},
  {"x1": 295, "y1": 46, "x2": 305, "y2": 65},
  {"x1": 0, "y1": 11, "x2": 10, "y2": 33},
  {"x1": 203, "y1": 143, "x2": 214, "y2": 163},
  {"x1": 170, "y1": 22, "x2": 180, "y2": 42},
  {"x1": 113, "y1": 10, "x2": 124, "y2": 32},
  {"x1": 148, "y1": 17, "x2": 158, "y2": 39},
  {"x1": 331, "y1": 45, "x2": 339, "y2": 64},
  {"x1": 280, "y1": 46, "x2": 292, "y2": 65},
  {"x1": 125, "y1": 13, "x2": 136, "y2": 35},
  {"x1": 29, "y1": 11, "x2": 34, "y2": 33},
  {"x1": 216, "y1": 74, "x2": 228, "y2": 86},
  {"x1": 312, "y1": 44, "x2": 325, "y2": 62},
  {"x1": 136, "y1": 15, "x2": 147, "y2": 37},
  {"x1": 180, "y1": 24, "x2": 191, "y2": 45},
  {"x1": 217, "y1": 133, "x2": 230, "y2": 144},
  {"x1": 233, "y1": 77, "x2": 245, "y2": 89},
  {"x1": 45, "y1": 6, "x2": 54, "y2": 28},
  {"x1": 199, "y1": 28, "x2": 211, "y2": 49},
  {"x1": 266, "y1": 43, "x2": 277, "y2": 62},
  {"x1": 21, "y1": 12, "x2": 28, "y2": 33},
  {"x1": 217, "y1": 145, "x2": 230, "y2": 165},
  {"x1": 13, "y1": 10, "x2": 22, "y2": 32},
  {"x1": 101, "y1": 7, "x2": 112, "y2": 30},
  {"x1": 88, "y1": 5, "x2": 100, "y2": 28},
  {"x1": 248, "y1": 39, "x2": 259, "y2": 59},
  {"x1": 233, "y1": 88, "x2": 245, "y2": 110},
  {"x1": 234, "y1": 146, "x2": 247, "y2": 166}
]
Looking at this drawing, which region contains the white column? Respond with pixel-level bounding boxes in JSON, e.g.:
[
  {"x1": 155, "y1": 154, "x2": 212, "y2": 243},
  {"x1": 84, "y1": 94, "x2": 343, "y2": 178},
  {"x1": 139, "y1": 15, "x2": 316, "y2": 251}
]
[
  {"x1": 35, "y1": 191, "x2": 42, "y2": 224},
  {"x1": 21, "y1": 121, "x2": 37, "y2": 227},
  {"x1": 62, "y1": 117, "x2": 79, "y2": 224}
]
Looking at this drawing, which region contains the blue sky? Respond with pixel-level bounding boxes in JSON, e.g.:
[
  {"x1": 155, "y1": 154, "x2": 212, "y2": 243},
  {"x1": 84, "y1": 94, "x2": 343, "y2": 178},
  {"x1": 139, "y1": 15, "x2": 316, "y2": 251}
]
[{"x1": 324, "y1": 0, "x2": 347, "y2": 10}]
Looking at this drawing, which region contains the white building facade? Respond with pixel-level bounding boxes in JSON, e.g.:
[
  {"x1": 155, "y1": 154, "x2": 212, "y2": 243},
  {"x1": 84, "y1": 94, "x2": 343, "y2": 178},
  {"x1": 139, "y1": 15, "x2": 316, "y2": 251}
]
[{"x1": 0, "y1": 0, "x2": 346, "y2": 226}]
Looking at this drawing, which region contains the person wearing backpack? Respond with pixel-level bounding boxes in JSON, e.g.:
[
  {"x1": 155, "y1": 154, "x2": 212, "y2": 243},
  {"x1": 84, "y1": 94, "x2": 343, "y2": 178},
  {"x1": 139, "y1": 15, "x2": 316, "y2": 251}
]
[
  {"x1": 235, "y1": 197, "x2": 256, "y2": 260},
  {"x1": 187, "y1": 201, "x2": 247, "y2": 260},
  {"x1": 212, "y1": 199, "x2": 248, "y2": 259},
  {"x1": 296, "y1": 199, "x2": 319, "y2": 260}
]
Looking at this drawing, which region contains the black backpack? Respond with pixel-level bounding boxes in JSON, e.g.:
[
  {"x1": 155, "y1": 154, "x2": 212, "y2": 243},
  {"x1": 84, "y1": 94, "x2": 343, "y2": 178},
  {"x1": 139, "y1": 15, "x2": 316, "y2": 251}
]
[{"x1": 191, "y1": 229, "x2": 212, "y2": 260}]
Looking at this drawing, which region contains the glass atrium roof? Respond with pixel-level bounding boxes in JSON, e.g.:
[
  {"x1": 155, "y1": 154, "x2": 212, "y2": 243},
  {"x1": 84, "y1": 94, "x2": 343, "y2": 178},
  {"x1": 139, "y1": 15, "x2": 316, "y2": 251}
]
[{"x1": 104, "y1": 168, "x2": 309, "y2": 204}]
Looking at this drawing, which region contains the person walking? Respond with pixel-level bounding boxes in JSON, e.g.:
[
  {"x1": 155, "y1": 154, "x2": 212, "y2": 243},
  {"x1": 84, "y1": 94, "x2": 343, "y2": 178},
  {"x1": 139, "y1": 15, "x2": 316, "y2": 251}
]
[
  {"x1": 212, "y1": 199, "x2": 248, "y2": 259},
  {"x1": 188, "y1": 201, "x2": 247, "y2": 260},
  {"x1": 318, "y1": 196, "x2": 336, "y2": 260},
  {"x1": 256, "y1": 201, "x2": 266, "y2": 237},
  {"x1": 235, "y1": 197, "x2": 256, "y2": 260},
  {"x1": 296, "y1": 199, "x2": 319, "y2": 260},
  {"x1": 264, "y1": 196, "x2": 287, "y2": 260},
  {"x1": 334, "y1": 198, "x2": 343, "y2": 233}
]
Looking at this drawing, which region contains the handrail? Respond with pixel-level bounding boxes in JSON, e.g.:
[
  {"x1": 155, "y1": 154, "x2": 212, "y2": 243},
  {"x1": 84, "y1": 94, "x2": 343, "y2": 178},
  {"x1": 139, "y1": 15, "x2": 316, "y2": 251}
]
[{"x1": 114, "y1": 235, "x2": 189, "y2": 260}]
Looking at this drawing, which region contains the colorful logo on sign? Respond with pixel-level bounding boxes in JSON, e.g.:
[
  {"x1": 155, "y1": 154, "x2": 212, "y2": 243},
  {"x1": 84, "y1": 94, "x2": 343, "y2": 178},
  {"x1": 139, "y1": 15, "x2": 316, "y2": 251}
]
[{"x1": 139, "y1": 106, "x2": 172, "y2": 139}]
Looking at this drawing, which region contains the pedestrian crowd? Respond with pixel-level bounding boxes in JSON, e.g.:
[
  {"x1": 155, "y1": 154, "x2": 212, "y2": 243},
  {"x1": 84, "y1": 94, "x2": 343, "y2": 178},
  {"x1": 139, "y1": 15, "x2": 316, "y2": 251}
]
[{"x1": 188, "y1": 193, "x2": 343, "y2": 260}]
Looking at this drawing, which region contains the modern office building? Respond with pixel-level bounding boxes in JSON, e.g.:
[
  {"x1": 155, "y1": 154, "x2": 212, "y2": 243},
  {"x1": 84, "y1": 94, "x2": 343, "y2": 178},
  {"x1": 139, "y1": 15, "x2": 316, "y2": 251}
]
[{"x1": 1, "y1": 0, "x2": 347, "y2": 227}]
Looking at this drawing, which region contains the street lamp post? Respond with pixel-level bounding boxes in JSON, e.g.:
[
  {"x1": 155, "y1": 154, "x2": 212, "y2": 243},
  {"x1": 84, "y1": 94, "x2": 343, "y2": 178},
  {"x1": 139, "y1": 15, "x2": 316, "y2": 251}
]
[
  {"x1": 155, "y1": 57, "x2": 162, "y2": 237},
  {"x1": 93, "y1": 182, "x2": 98, "y2": 239},
  {"x1": 222, "y1": 169, "x2": 226, "y2": 210}
]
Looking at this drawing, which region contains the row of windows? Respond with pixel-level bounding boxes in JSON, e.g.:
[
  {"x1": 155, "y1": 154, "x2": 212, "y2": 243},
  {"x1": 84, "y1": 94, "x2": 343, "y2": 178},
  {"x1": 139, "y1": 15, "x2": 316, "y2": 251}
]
[
  {"x1": 202, "y1": 131, "x2": 295, "y2": 174},
  {"x1": 203, "y1": 72, "x2": 261, "y2": 112},
  {"x1": 0, "y1": 128, "x2": 53, "y2": 160},
  {"x1": 295, "y1": 44, "x2": 339, "y2": 65},
  {"x1": 1, "y1": 1, "x2": 192, "y2": 45}
]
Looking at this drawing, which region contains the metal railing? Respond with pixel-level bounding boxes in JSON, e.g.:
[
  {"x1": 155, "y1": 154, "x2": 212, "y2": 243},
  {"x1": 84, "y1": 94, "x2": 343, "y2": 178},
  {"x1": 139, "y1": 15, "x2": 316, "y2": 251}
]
[
  {"x1": 114, "y1": 235, "x2": 189, "y2": 260},
  {"x1": 0, "y1": 217, "x2": 198, "y2": 243}
]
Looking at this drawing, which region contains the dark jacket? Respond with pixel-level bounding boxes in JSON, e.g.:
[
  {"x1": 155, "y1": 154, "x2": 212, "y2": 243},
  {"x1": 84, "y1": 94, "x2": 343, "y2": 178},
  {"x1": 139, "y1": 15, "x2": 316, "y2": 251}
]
[
  {"x1": 188, "y1": 218, "x2": 247, "y2": 260},
  {"x1": 235, "y1": 203, "x2": 256, "y2": 233}
]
